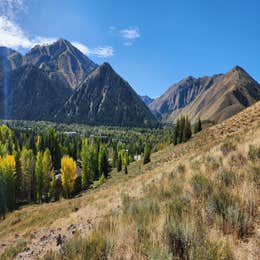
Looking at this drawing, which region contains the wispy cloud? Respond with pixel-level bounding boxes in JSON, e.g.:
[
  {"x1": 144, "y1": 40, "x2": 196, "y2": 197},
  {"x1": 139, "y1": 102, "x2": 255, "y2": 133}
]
[
  {"x1": 110, "y1": 26, "x2": 141, "y2": 46},
  {"x1": 72, "y1": 42, "x2": 114, "y2": 58},
  {"x1": 0, "y1": 0, "x2": 114, "y2": 58},
  {"x1": 120, "y1": 27, "x2": 140, "y2": 40}
]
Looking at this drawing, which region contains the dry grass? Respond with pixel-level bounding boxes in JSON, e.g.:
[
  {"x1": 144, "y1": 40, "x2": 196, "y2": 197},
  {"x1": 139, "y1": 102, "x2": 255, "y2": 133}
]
[{"x1": 0, "y1": 101, "x2": 260, "y2": 259}]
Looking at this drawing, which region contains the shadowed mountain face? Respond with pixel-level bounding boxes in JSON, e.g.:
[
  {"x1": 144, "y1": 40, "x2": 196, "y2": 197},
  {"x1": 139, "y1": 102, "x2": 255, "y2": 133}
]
[
  {"x1": 0, "y1": 64, "x2": 72, "y2": 120},
  {"x1": 23, "y1": 39, "x2": 97, "y2": 90},
  {"x1": 56, "y1": 63, "x2": 158, "y2": 127},
  {"x1": 150, "y1": 66, "x2": 260, "y2": 123},
  {"x1": 0, "y1": 40, "x2": 157, "y2": 127}
]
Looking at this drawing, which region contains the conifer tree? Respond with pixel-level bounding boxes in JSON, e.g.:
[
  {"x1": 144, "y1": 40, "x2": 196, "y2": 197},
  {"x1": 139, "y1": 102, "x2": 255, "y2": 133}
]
[
  {"x1": 35, "y1": 152, "x2": 44, "y2": 203},
  {"x1": 117, "y1": 152, "x2": 122, "y2": 172},
  {"x1": 20, "y1": 149, "x2": 35, "y2": 203},
  {"x1": 194, "y1": 117, "x2": 202, "y2": 133},
  {"x1": 143, "y1": 145, "x2": 151, "y2": 165},
  {"x1": 42, "y1": 148, "x2": 52, "y2": 201},
  {"x1": 182, "y1": 117, "x2": 192, "y2": 142},
  {"x1": 99, "y1": 146, "x2": 109, "y2": 178}
]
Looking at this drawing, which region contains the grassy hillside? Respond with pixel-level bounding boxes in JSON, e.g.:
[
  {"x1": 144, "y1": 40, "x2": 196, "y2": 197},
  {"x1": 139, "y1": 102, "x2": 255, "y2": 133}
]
[{"x1": 0, "y1": 102, "x2": 259, "y2": 259}]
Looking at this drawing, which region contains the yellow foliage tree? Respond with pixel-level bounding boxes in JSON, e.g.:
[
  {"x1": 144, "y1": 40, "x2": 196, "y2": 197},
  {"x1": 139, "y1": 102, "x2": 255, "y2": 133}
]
[
  {"x1": 61, "y1": 156, "x2": 77, "y2": 198},
  {"x1": 1, "y1": 155, "x2": 16, "y2": 210}
]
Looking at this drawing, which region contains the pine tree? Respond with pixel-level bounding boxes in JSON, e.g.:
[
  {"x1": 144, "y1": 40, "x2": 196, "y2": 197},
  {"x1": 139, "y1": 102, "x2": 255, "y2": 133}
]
[
  {"x1": 143, "y1": 145, "x2": 151, "y2": 165},
  {"x1": 117, "y1": 152, "x2": 122, "y2": 172},
  {"x1": 194, "y1": 118, "x2": 202, "y2": 133},
  {"x1": 20, "y1": 149, "x2": 35, "y2": 203},
  {"x1": 42, "y1": 148, "x2": 52, "y2": 201},
  {"x1": 173, "y1": 119, "x2": 180, "y2": 145},
  {"x1": 182, "y1": 117, "x2": 192, "y2": 142},
  {"x1": 99, "y1": 146, "x2": 109, "y2": 178},
  {"x1": 35, "y1": 151, "x2": 44, "y2": 203},
  {"x1": 14, "y1": 151, "x2": 22, "y2": 204},
  {"x1": 61, "y1": 156, "x2": 77, "y2": 198},
  {"x1": 81, "y1": 139, "x2": 92, "y2": 189}
]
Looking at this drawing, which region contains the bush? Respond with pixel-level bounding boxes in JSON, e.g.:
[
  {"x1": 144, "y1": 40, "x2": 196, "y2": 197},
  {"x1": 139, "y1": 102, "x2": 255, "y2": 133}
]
[
  {"x1": 220, "y1": 142, "x2": 236, "y2": 156},
  {"x1": 164, "y1": 220, "x2": 195, "y2": 259},
  {"x1": 248, "y1": 145, "x2": 260, "y2": 161},
  {"x1": 0, "y1": 239, "x2": 27, "y2": 259},
  {"x1": 164, "y1": 219, "x2": 234, "y2": 259},
  {"x1": 191, "y1": 174, "x2": 213, "y2": 199},
  {"x1": 219, "y1": 171, "x2": 237, "y2": 187},
  {"x1": 124, "y1": 197, "x2": 160, "y2": 225},
  {"x1": 207, "y1": 188, "x2": 252, "y2": 238},
  {"x1": 251, "y1": 166, "x2": 260, "y2": 185},
  {"x1": 60, "y1": 233, "x2": 111, "y2": 260},
  {"x1": 165, "y1": 196, "x2": 190, "y2": 221}
]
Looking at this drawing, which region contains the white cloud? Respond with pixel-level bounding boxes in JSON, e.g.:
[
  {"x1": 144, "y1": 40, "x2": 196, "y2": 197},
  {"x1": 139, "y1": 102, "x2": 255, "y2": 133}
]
[
  {"x1": 120, "y1": 27, "x2": 140, "y2": 40},
  {"x1": 0, "y1": 16, "x2": 32, "y2": 49},
  {"x1": 0, "y1": 16, "x2": 114, "y2": 58},
  {"x1": 0, "y1": 0, "x2": 27, "y2": 19},
  {"x1": 0, "y1": 1, "x2": 114, "y2": 58},
  {"x1": 71, "y1": 42, "x2": 114, "y2": 57},
  {"x1": 89, "y1": 46, "x2": 114, "y2": 57}
]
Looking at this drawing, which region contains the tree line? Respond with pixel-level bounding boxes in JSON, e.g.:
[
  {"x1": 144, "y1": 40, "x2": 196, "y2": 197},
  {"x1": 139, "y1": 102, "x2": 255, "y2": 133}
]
[{"x1": 0, "y1": 116, "x2": 202, "y2": 218}]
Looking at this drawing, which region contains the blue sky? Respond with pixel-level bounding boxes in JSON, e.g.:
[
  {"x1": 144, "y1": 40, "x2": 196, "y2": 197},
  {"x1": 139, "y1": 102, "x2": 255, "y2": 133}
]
[{"x1": 0, "y1": 0, "x2": 259, "y2": 97}]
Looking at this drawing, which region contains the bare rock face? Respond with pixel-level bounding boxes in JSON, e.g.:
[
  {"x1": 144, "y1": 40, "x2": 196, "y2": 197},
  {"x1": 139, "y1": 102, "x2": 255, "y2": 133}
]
[
  {"x1": 150, "y1": 66, "x2": 260, "y2": 123},
  {"x1": 56, "y1": 63, "x2": 158, "y2": 127},
  {"x1": 23, "y1": 39, "x2": 97, "y2": 90}
]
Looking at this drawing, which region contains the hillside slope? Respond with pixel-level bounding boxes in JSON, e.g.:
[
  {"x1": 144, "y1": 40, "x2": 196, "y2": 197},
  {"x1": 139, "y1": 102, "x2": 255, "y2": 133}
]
[{"x1": 0, "y1": 101, "x2": 259, "y2": 259}]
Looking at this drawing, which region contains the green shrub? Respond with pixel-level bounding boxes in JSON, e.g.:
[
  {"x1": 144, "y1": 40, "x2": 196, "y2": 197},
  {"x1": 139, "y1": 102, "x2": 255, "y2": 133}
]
[
  {"x1": 191, "y1": 174, "x2": 213, "y2": 199},
  {"x1": 220, "y1": 142, "x2": 236, "y2": 156},
  {"x1": 207, "y1": 188, "x2": 252, "y2": 238},
  {"x1": 60, "y1": 233, "x2": 111, "y2": 260},
  {"x1": 176, "y1": 164, "x2": 185, "y2": 174},
  {"x1": 219, "y1": 171, "x2": 237, "y2": 187},
  {"x1": 164, "y1": 219, "x2": 234, "y2": 259},
  {"x1": 248, "y1": 145, "x2": 260, "y2": 161},
  {"x1": 147, "y1": 246, "x2": 171, "y2": 260},
  {"x1": 165, "y1": 196, "x2": 190, "y2": 221},
  {"x1": 0, "y1": 239, "x2": 27, "y2": 259},
  {"x1": 251, "y1": 166, "x2": 260, "y2": 185},
  {"x1": 125, "y1": 197, "x2": 160, "y2": 225},
  {"x1": 164, "y1": 220, "x2": 195, "y2": 259}
]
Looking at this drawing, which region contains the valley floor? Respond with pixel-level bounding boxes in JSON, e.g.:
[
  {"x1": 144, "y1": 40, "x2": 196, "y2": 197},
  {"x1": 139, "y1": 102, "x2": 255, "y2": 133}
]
[{"x1": 0, "y1": 102, "x2": 260, "y2": 259}]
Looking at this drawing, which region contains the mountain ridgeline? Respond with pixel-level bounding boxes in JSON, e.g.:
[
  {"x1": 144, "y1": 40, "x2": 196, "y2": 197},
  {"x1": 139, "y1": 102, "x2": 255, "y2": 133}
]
[
  {"x1": 0, "y1": 39, "x2": 157, "y2": 127},
  {"x1": 0, "y1": 39, "x2": 259, "y2": 127},
  {"x1": 149, "y1": 66, "x2": 260, "y2": 123}
]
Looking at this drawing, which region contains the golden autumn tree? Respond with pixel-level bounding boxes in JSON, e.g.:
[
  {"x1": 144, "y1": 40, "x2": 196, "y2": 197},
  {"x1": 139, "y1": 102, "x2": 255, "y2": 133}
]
[
  {"x1": 1, "y1": 155, "x2": 16, "y2": 211},
  {"x1": 61, "y1": 156, "x2": 77, "y2": 198}
]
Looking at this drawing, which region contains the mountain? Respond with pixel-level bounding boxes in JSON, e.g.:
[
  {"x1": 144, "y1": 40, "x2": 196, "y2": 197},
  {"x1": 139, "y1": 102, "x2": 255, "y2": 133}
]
[
  {"x1": 0, "y1": 41, "x2": 156, "y2": 127},
  {"x1": 140, "y1": 95, "x2": 154, "y2": 106},
  {"x1": 150, "y1": 66, "x2": 260, "y2": 123},
  {"x1": 23, "y1": 39, "x2": 97, "y2": 89},
  {"x1": 0, "y1": 47, "x2": 23, "y2": 71},
  {"x1": 0, "y1": 64, "x2": 71, "y2": 120},
  {"x1": 56, "y1": 63, "x2": 158, "y2": 127}
]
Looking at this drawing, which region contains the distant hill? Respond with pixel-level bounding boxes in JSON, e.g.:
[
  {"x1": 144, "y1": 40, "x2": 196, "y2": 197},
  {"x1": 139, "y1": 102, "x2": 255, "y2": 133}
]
[
  {"x1": 56, "y1": 63, "x2": 158, "y2": 127},
  {"x1": 150, "y1": 66, "x2": 260, "y2": 123},
  {"x1": 0, "y1": 40, "x2": 157, "y2": 127},
  {"x1": 140, "y1": 95, "x2": 154, "y2": 106}
]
